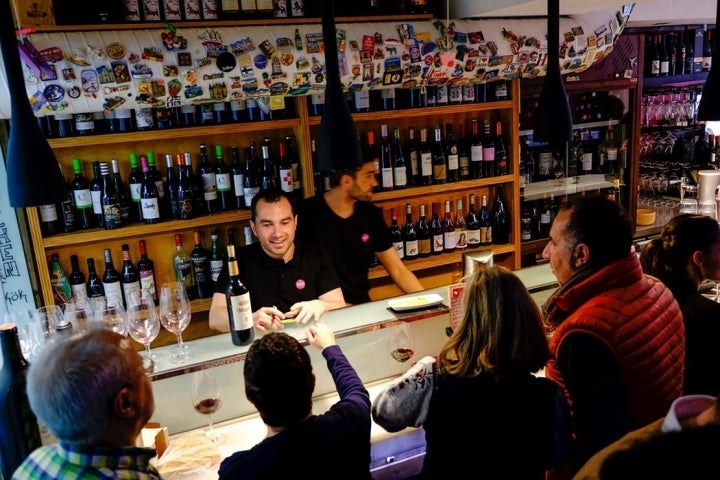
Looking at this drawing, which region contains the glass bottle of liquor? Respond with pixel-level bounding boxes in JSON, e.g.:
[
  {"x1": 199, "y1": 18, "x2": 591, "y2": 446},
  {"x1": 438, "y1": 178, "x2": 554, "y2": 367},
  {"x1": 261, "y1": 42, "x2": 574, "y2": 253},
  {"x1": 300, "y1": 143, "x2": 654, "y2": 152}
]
[
  {"x1": 101, "y1": 248, "x2": 123, "y2": 307},
  {"x1": 85, "y1": 257, "x2": 105, "y2": 303},
  {"x1": 120, "y1": 243, "x2": 141, "y2": 306},
  {"x1": 260, "y1": 139, "x2": 278, "y2": 190},
  {"x1": 209, "y1": 228, "x2": 226, "y2": 287},
  {"x1": 146, "y1": 152, "x2": 166, "y2": 215},
  {"x1": 419, "y1": 128, "x2": 433, "y2": 186},
  {"x1": 215, "y1": 145, "x2": 234, "y2": 211},
  {"x1": 137, "y1": 239, "x2": 158, "y2": 305},
  {"x1": 458, "y1": 124, "x2": 471, "y2": 181},
  {"x1": 677, "y1": 30, "x2": 687, "y2": 75},
  {"x1": 111, "y1": 159, "x2": 130, "y2": 227},
  {"x1": 466, "y1": 193, "x2": 481, "y2": 248},
  {"x1": 165, "y1": 154, "x2": 180, "y2": 219},
  {"x1": 431, "y1": 124, "x2": 446, "y2": 184},
  {"x1": 172, "y1": 233, "x2": 196, "y2": 300},
  {"x1": 667, "y1": 31, "x2": 678, "y2": 76},
  {"x1": 69, "y1": 254, "x2": 87, "y2": 305},
  {"x1": 392, "y1": 126, "x2": 407, "y2": 189},
  {"x1": 403, "y1": 203, "x2": 418, "y2": 260},
  {"x1": 198, "y1": 143, "x2": 218, "y2": 213},
  {"x1": 479, "y1": 194, "x2": 492, "y2": 245},
  {"x1": 491, "y1": 185, "x2": 510, "y2": 244},
  {"x1": 481, "y1": 119, "x2": 496, "y2": 178},
  {"x1": 50, "y1": 253, "x2": 72, "y2": 306},
  {"x1": 277, "y1": 140, "x2": 294, "y2": 195},
  {"x1": 58, "y1": 164, "x2": 76, "y2": 234},
  {"x1": 703, "y1": 27, "x2": 713, "y2": 72},
  {"x1": 445, "y1": 123, "x2": 459, "y2": 183},
  {"x1": 38, "y1": 201, "x2": 59, "y2": 237},
  {"x1": 494, "y1": 121, "x2": 508, "y2": 176},
  {"x1": 127, "y1": 153, "x2": 143, "y2": 224},
  {"x1": 100, "y1": 162, "x2": 121, "y2": 229},
  {"x1": 470, "y1": 118, "x2": 483, "y2": 179},
  {"x1": 417, "y1": 204, "x2": 431, "y2": 258},
  {"x1": 191, "y1": 230, "x2": 213, "y2": 299},
  {"x1": 71, "y1": 157, "x2": 94, "y2": 230},
  {"x1": 685, "y1": 28, "x2": 695, "y2": 74},
  {"x1": 389, "y1": 208, "x2": 404, "y2": 259},
  {"x1": 442, "y1": 200, "x2": 456, "y2": 252},
  {"x1": 140, "y1": 156, "x2": 161, "y2": 224},
  {"x1": 454, "y1": 198, "x2": 467, "y2": 249},
  {"x1": 243, "y1": 142, "x2": 261, "y2": 208},
  {"x1": 580, "y1": 129, "x2": 594, "y2": 175},
  {"x1": 430, "y1": 204, "x2": 444, "y2": 255},
  {"x1": 379, "y1": 124, "x2": 394, "y2": 191},
  {"x1": 90, "y1": 160, "x2": 104, "y2": 228},
  {"x1": 230, "y1": 146, "x2": 246, "y2": 210},
  {"x1": 176, "y1": 153, "x2": 195, "y2": 220},
  {"x1": 226, "y1": 244, "x2": 254, "y2": 346},
  {"x1": 406, "y1": 127, "x2": 419, "y2": 185},
  {"x1": 658, "y1": 33, "x2": 670, "y2": 76}
]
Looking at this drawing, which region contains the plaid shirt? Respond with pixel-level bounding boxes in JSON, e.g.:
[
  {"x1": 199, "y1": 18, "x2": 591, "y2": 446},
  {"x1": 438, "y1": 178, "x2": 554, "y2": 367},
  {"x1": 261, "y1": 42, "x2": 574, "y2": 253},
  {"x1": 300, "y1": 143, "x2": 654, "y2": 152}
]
[{"x1": 12, "y1": 443, "x2": 162, "y2": 479}]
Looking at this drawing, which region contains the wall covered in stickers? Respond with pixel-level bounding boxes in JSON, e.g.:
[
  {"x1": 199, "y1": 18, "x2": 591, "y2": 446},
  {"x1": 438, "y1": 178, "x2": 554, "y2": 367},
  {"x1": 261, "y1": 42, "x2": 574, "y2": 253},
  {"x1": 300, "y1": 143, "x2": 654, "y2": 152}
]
[{"x1": 0, "y1": 4, "x2": 635, "y2": 118}]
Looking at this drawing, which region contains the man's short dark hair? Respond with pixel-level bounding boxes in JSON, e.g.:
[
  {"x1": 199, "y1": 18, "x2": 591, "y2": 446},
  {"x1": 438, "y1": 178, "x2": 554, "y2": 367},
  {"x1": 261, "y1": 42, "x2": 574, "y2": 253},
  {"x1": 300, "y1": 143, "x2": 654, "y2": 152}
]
[{"x1": 250, "y1": 188, "x2": 296, "y2": 221}]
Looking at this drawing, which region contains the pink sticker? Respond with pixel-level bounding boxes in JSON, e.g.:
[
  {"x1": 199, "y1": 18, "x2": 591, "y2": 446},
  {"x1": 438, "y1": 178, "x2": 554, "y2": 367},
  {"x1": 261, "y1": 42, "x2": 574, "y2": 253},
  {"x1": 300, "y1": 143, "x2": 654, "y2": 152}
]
[
  {"x1": 361, "y1": 233, "x2": 370, "y2": 243},
  {"x1": 296, "y1": 279, "x2": 306, "y2": 290}
]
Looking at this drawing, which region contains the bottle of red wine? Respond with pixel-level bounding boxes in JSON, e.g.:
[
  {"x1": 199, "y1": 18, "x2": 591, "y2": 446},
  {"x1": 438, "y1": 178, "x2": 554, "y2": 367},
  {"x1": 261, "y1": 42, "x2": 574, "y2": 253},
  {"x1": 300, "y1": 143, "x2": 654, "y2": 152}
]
[
  {"x1": 403, "y1": 203, "x2": 418, "y2": 260},
  {"x1": 191, "y1": 230, "x2": 212, "y2": 299},
  {"x1": 198, "y1": 143, "x2": 218, "y2": 214},
  {"x1": 215, "y1": 145, "x2": 234, "y2": 211},
  {"x1": 465, "y1": 193, "x2": 481, "y2": 248},
  {"x1": 38, "y1": 201, "x2": 59, "y2": 236},
  {"x1": 176, "y1": 154, "x2": 196, "y2": 220},
  {"x1": 71, "y1": 157, "x2": 95, "y2": 230},
  {"x1": 140, "y1": 156, "x2": 161, "y2": 224},
  {"x1": 389, "y1": 207, "x2": 404, "y2": 259},
  {"x1": 127, "y1": 153, "x2": 143, "y2": 224},
  {"x1": 209, "y1": 229, "x2": 225, "y2": 287},
  {"x1": 102, "y1": 248, "x2": 123, "y2": 307},
  {"x1": 86, "y1": 257, "x2": 105, "y2": 303},
  {"x1": 69, "y1": 254, "x2": 88, "y2": 305},
  {"x1": 417, "y1": 204, "x2": 431, "y2": 258},
  {"x1": 121, "y1": 243, "x2": 141, "y2": 306},
  {"x1": 230, "y1": 146, "x2": 245, "y2": 210},
  {"x1": 90, "y1": 160, "x2": 104, "y2": 229},
  {"x1": 430, "y1": 205, "x2": 444, "y2": 255},
  {"x1": 137, "y1": 239, "x2": 158, "y2": 305},
  {"x1": 226, "y1": 245, "x2": 254, "y2": 346},
  {"x1": 0, "y1": 324, "x2": 42, "y2": 480}
]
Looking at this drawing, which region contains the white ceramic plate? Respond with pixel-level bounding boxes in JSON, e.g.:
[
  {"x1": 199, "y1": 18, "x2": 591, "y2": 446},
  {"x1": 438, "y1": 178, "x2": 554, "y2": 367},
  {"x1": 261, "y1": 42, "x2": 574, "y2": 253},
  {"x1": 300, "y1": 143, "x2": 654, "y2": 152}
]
[{"x1": 388, "y1": 293, "x2": 444, "y2": 312}]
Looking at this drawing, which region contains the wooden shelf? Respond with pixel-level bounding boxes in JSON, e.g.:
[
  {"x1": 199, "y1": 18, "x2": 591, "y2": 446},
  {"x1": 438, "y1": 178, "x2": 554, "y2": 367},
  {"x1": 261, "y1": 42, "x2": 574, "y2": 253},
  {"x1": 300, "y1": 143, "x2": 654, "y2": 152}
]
[
  {"x1": 372, "y1": 175, "x2": 514, "y2": 202},
  {"x1": 643, "y1": 72, "x2": 708, "y2": 89},
  {"x1": 519, "y1": 118, "x2": 621, "y2": 137}
]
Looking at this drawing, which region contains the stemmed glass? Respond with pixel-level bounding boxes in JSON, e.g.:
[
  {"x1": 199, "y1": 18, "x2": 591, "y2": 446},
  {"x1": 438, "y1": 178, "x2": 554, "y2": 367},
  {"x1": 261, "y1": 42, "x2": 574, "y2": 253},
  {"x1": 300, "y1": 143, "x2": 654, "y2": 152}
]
[
  {"x1": 63, "y1": 299, "x2": 93, "y2": 333},
  {"x1": 159, "y1": 282, "x2": 192, "y2": 364},
  {"x1": 35, "y1": 305, "x2": 64, "y2": 345},
  {"x1": 94, "y1": 295, "x2": 127, "y2": 336},
  {"x1": 387, "y1": 322, "x2": 415, "y2": 374},
  {"x1": 191, "y1": 369, "x2": 225, "y2": 444},
  {"x1": 4, "y1": 309, "x2": 40, "y2": 360},
  {"x1": 126, "y1": 296, "x2": 161, "y2": 373}
]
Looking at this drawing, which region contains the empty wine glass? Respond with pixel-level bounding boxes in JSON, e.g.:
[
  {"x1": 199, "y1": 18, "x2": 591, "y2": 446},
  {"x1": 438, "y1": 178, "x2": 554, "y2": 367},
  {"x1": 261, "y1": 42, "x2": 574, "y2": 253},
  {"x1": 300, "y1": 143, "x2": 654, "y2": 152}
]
[
  {"x1": 35, "y1": 305, "x2": 64, "y2": 345},
  {"x1": 191, "y1": 369, "x2": 225, "y2": 444},
  {"x1": 387, "y1": 322, "x2": 415, "y2": 374},
  {"x1": 159, "y1": 282, "x2": 192, "y2": 364},
  {"x1": 4, "y1": 309, "x2": 40, "y2": 360},
  {"x1": 63, "y1": 299, "x2": 93, "y2": 333},
  {"x1": 94, "y1": 295, "x2": 127, "y2": 336},
  {"x1": 126, "y1": 296, "x2": 161, "y2": 373}
]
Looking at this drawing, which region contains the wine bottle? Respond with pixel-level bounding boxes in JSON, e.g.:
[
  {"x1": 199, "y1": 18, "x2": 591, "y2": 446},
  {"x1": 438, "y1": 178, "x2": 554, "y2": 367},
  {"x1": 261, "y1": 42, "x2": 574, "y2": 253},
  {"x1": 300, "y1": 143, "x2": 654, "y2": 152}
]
[
  {"x1": 165, "y1": 154, "x2": 180, "y2": 219},
  {"x1": 458, "y1": 124, "x2": 471, "y2": 181},
  {"x1": 379, "y1": 124, "x2": 394, "y2": 191},
  {"x1": 685, "y1": 28, "x2": 695, "y2": 74},
  {"x1": 659, "y1": 33, "x2": 670, "y2": 76},
  {"x1": 172, "y1": 233, "x2": 196, "y2": 300},
  {"x1": 100, "y1": 162, "x2": 122, "y2": 229},
  {"x1": 50, "y1": 253, "x2": 72, "y2": 306},
  {"x1": 226, "y1": 245, "x2": 255, "y2": 346},
  {"x1": 38, "y1": 202, "x2": 59, "y2": 236},
  {"x1": 146, "y1": 152, "x2": 166, "y2": 215},
  {"x1": 111, "y1": 159, "x2": 131, "y2": 227},
  {"x1": 430, "y1": 205, "x2": 444, "y2": 255},
  {"x1": 391, "y1": 126, "x2": 407, "y2": 190},
  {"x1": 667, "y1": 31, "x2": 678, "y2": 76},
  {"x1": 479, "y1": 194, "x2": 492, "y2": 245},
  {"x1": 120, "y1": 243, "x2": 141, "y2": 306},
  {"x1": 243, "y1": 142, "x2": 261, "y2": 207},
  {"x1": 260, "y1": 139, "x2": 278, "y2": 190},
  {"x1": 403, "y1": 203, "x2": 419, "y2": 260},
  {"x1": 389, "y1": 208, "x2": 404, "y2": 259},
  {"x1": 198, "y1": 143, "x2": 218, "y2": 213},
  {"x1": 191, "y1": 230, "x2": 213, "y2": 299},
  {"x1": 140, "y1": 156, "x2": 161, "y2": 224},
  {"x1": 127, "y1": 153, "x2": 143, "y2": 224},
  {"x1": 176, "y1": 153, "x2": 195, "y2": 220},
  {"x1": 85, "y1": 257, "x2": 105, "y2": 303},
  {"x1": 406, "y1": 127, "x2": 419, "y2": 186},
  {"x1": 185, "y1": 152, "x2": 205, "y2": 213},
  {"x1": 470, "y1": 118, "x2": 483, "y2": 179},
  {"x1": 215, "y1": 145, "x2": 234, "y2": 211},
  {"x1": 431, "y1": 124, "x2": 446, "y2": 184},
  {"x1": 491, "y1": 185, "x2": 510, "y2": 244},
  {"x1": 285, "y1": 135, "x2": 302, "y2": 201},
  {"x1": 677, "y1": 30, "x2": 687, "y2": 75},
  {"x1": 365, "y1": 130, "x2": 381, "y2": 190},
  {"x1": 101, "y1": 248, "x2": 123, "y2": 307},
  {"x1": 494, "y1": 121, "x2": 508, "y2": 176},
  {"x1": 419, "y1": 128, "x2": 433, "y2": 186},
  {"x1": 703, "y1": 27, "x2": 713, "y2": 72},
  {"x1": 230, "y1": 146, "x2": 245, "y2": 210},
  {"x1": 454, "y1": 198, "x2": 467, "y2": 249},
  {"x1": 0, "y1": 324, "x2": 42, "y2": 480},
  {"x1": 481, "y1": 119, "x2": 496, "y2": 178},
  {"x1": 442, "y1": 200, "x2": 456, "y2": 252},
  {"x1": 277, "y1": 139, "x2": 294, "y2": 194},
  {"x1": 417, "y1": 204, "x2": 431, "y2": 258},
  {"x1": 71, "y1": 157, "x2": 95, "y2": 230},
  {"x1": 58, "y1": 164, "x2": 76, "y2": 233},
  {"x1": 209, "y1": 228, "x2": 225, "y2": 286},
  {"x1": 137, "y1": 239, "x2": 158, "y2": 305},
  {"x1": 68, "y1": 254, "x2": 87, "y2": 305},
  {"x1": 90, "y1": 160, "x2": 104, "y2": 229},
  {"x1": 466, "y1": 193, "x2": 481, "y2": 248},
  {"x1": 445, "y1": 123, "x2": 459, "y2": 183}
]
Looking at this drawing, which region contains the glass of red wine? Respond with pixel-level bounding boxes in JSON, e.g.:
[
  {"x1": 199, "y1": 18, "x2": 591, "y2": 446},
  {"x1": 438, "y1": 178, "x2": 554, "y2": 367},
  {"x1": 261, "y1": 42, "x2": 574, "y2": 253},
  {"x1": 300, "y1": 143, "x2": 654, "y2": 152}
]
[
  {"x1": 191, "y1": 368, "x2": 225, "y2": 445},
  {"x1": 388, "y1": 321, "x2": 415, "y2": 374}
]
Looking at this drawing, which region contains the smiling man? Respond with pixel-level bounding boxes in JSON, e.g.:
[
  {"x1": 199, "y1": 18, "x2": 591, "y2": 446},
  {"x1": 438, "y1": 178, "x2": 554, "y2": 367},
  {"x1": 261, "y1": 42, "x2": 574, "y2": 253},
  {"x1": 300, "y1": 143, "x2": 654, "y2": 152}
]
[{"x1": 209, "y1": 188, "x2": 345, "y2": 333}]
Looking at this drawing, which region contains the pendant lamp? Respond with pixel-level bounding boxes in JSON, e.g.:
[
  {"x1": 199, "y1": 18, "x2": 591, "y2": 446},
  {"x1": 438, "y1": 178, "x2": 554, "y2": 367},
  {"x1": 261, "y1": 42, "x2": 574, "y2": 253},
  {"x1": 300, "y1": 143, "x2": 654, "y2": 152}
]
[
  {"x1": 697, "y1": 0, "x2": 720, "y2": 120},
  {"x1": 0, "y1": 0, "x2": 65, "y2": 207},
  {"x1": 533, "y1": 0, "x2": 573, "y2": 142},
  {"x1": 317, "y1": 0, "x2": 364, "y2": 173}
]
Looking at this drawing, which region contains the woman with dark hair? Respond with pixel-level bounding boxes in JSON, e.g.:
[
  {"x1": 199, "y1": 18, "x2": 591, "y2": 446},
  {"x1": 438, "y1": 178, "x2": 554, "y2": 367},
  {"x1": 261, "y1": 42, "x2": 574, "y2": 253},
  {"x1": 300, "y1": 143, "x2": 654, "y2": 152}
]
[{"x1": 640, "y1": 213, "x2": 720, "y2": 395}]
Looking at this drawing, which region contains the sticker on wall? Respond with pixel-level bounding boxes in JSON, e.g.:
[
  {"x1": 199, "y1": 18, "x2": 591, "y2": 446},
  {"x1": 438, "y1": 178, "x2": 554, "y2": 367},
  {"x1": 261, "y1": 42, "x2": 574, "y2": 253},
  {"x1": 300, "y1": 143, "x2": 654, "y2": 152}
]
[
  {"x1": 80, "y1": 69, "x2": 99, "y2": 94},
  {"x1": 216, "y1": 51, "x2": 237, "y2": 72}
]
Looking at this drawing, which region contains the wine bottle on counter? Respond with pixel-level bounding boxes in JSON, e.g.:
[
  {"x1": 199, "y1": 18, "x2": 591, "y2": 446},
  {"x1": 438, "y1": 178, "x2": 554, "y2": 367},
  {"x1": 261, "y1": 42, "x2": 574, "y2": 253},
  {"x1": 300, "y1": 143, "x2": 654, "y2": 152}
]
[
  {"x1": 226, "y1": 245, "x2": 254, "y2": 346},
  {"x1": 102, "y1": 248, "x2": 123, "y2": 307},
  {"x1": 121, "y1": 243, "x2": 141, "y2": 306},
  {"x1": 137, "y1": 239, "x2": 158, "y2": 305}
]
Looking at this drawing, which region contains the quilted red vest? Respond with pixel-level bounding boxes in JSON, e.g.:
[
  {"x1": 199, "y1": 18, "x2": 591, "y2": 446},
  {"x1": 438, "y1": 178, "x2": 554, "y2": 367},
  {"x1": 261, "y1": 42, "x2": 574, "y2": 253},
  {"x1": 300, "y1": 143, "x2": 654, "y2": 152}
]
[{"x1": 545, "y1": 255, "x2": 685, "y2": 430}]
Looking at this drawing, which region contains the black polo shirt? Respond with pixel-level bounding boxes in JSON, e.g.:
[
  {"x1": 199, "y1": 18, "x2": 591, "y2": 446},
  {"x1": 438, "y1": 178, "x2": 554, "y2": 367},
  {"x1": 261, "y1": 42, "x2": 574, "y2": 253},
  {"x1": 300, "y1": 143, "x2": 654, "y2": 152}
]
[{"x1": 214, "y1": 241, "x2": 341, "y2": 313}]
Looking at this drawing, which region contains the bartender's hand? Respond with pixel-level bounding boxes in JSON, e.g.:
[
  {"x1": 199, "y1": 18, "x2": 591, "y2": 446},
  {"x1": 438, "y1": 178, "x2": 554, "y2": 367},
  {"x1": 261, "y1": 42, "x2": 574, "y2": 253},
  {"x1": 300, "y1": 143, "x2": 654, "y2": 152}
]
[
  {"x1": 253, "y1": 306, "x2": 284, "y2": 333},
  {"x1": 306, "y1": 322, "x2": 336, "y2": 351},
  {"x1": 286, "y1": 300, "x2": 326, "y2": 325}
]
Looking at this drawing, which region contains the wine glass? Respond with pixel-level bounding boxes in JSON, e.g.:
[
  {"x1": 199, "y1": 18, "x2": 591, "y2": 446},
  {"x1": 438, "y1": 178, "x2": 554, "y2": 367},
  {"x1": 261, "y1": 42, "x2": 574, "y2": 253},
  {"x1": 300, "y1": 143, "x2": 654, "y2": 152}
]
[
  {"x1": 191, "y1": 369, "x2": 225, "y2": 444},
  {"x1": 94, "y1": 295, "x2": 127, "y2": 335},
  {"x1": 63, "y1": 299, "x2": 93, "y2": 333},
  {"x1": 35, "y1": 305, "x2": 64, "y2": 345},
  {"x1": 387, "y1": 322, "x2": 415, "y2": 374},
  {"x1": 159, "y1": 282, "x2": 192, "y2": 364},
  {"x1": 126, "y1": 296, "x2": 161, "y2": 373},
  {"x1": 4, "y1": 309, "x2": 40, "y2": 360}
]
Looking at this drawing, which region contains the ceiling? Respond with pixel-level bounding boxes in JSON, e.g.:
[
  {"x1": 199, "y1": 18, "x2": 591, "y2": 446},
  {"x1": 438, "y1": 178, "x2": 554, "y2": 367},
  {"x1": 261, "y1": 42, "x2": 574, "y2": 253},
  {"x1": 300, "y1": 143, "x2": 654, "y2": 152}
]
[{"x1": 449, "y1": 0, "x2": 716, "y2": 28}]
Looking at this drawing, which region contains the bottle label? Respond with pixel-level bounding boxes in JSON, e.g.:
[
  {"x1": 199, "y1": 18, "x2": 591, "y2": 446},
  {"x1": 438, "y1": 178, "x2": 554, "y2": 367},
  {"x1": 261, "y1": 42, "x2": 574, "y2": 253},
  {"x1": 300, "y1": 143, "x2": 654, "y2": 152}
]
[
  {"x1": 447, "y1": 153, "x2": 459, "y2": 171},
  {"x1": 139, "y1": 269, "x2": 157, "y2": 302},
  {"x1": 582, "y1": 152, "x2": 593, "y2": 171},
  {"x1": 405, "y1": 239, "x2": 419, "y2": 257},
  {"x1": 443, "y1": 230, "x2": 457, "y2": 250},
  {"x1": 103, "y1": 282, "x2": 123, "y2": 306},
  {"x1": 202, "y1": 173, "x2": 218, "y2": 200},
  {"x1": 229, "y1": 291, "x2": 254, "y2": 330},
  {"x1": 141, "y1": 198, "x2": 160, "y2": 219},
  {"x1": 243, "y1": 186, "x2": 259, "y2": 207},
  {"x1": 73, "y1": 189, "x2": 93, "y2": 209},
  {"x1": 455, "y1": 226, "x2": 467, "y2": 248},
  {"x1": 103, "y1": 203, "x2": 121, "y2": 228},
  {"x1": 471, "y1": 145, "x2": 483, "y2": 163},
  {"x1": 607, "y1": 147, "x2": 618, "y2": 162},
  {"x1": 418, "y1": 238, "x2": 431, "y2": 255},
  {"x1": 91, "y1": 190, "x2": 102, "y2": 214},
  {"x1": 420, "y1": 152, "x2": 432, "y2": 176},
  {"x1": 216, "y1": 173, "x2": 232, "y2": 193},
  {"x1": 393, "y1": 167, "x2": 407, "y2": 187},
  {"x1": 233, "y1": 173, "x2": 245, "y2": 194},
  {"x1": 409, "y1": 150, "x2": 419, "y2": 176},
  {"x1": 381, "y1": 168, "x2": 394, "y2": 188},
  {"x1": 480, "y1": 226, "x2": 492, "y2": 244},
  {"x1": 462, "y1": 85, "x2": 475, "y2": 103},
  {"x1": 39, "y1": 204, "x2": 58, "y2": 222},
  {"x1": 130, "y1": 182, "x2": 142, "y2": 201},
  {"x1": 122, "y1": 282, "x2": 141, "y2": 305},
  {"x1": 467, "y1": 227, "x2": 481, "y2": 245},
  {"x1": 432, "y1": 233, "x2": 444, "y2": 252},
  {"x1": 279, "y1": 167, "x2": 294, "y2": 192},
  {"x1": 175, "y1": 259, "x2": 193, "y2": 281},
  {"x1": 71, "y1": 283, "x2": 88, "y2": 303},
  {"x1": 210, "y1": 260, "x2": 224, "y2": 282},
  {"x1": 433, "y1": 164, "x2": 446, "y2": 182},
  {"x1": 393, "y1": 240, "x2": 404, "y2": 259},
  {"x1": 155, "y1": 180, "x2": 165, "y2": 198},
  {"x1": 482, "y1": 146, "x2": 495, "y2": 162}
]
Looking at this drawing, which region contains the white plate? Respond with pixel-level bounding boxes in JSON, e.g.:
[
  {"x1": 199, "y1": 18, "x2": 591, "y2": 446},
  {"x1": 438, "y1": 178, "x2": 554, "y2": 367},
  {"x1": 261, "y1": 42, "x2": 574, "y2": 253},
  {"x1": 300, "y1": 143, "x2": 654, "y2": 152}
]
[{"x1": 388, "y1": 293, "x2": 444, "y2": 312}]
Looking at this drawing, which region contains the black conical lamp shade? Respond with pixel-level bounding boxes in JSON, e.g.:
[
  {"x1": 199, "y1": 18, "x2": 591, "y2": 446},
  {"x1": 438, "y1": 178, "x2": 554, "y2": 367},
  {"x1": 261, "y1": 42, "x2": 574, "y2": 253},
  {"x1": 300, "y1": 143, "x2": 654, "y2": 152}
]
[
  {"x1": 697, "y1": 0, "x2": 720, "y2": 120},
  {"x1": 1, "y1": 0, "x2": 65, "y2": 207},
  {"x1": 533, "y1": 0, "x2": 573, "y2": 142},
  {"x1": 317, "y1": 0, "x2": 364, "y2": 172}
]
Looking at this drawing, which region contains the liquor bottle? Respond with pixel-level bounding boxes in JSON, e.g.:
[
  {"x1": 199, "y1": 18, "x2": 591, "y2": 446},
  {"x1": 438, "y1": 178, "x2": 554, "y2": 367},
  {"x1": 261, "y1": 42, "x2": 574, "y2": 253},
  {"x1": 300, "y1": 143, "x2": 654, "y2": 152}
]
[
  {"x1": 173, "y1": 233, "x2": 196, "y2": 300},
  {"x1": 285, "y1": 135, "x2": 302, "y2": 201},
  {"x1": 230, "y1": 146, "x2": 246, "y2": 210},
  {"x1": 677, "y1": 30, "x2": 687, "y2": 75},
  {"x1": 406, "y1": 127, "x2": 419, "y2": 186},
  {"x1": 0, "y1": 324, "x2": 42, "y2": 480},
  {"x1": 58, "y1": 164, "x2": 76, "y2": 234},
  {"x1": 277, "y1": 140, "x2": 294, "y2": 194},
  {"x1": 685, "y1": 28, "x2": 695, "y2": 74},
  {"x1": 50, "y1": 253, "x2": 72, "y2": 306},
  {"x1": 38, "y1": 201, "x2": 59, "y2": 236},
  {"x1": 146, "y1": 152, "x2": 166, "y2": 215},
  {"x1": 85, "y1": 257, "x2": 105, "y2": 303},
  {"x1": 392, "y1": 126, "x2": 407, "y2": 189},
  {"x1": 191, "y1": 230, "x2": 213, "y2": 299},
  {"x1": 481, "y1": 119, "x2": 496, "y2": 178},
  {"x1": 494, "y1": 121, "x2": 508, "y2": 176},
  {"x1": 260, "y1": 138, "x2": 278, "y2": 190},
  {"x1": 209, "y1": 228, "x2": 225, "y2": 286},
  {"x1": 458, "y1": 124, "x2": 471, "y2": 181},
  {"x1": 71, "y1": 157, "x2": 94, "y2": 230},
  {"x1": 442, "y1": 200, "x2": 456, "y2": 252},
  {"x1": 419, "y1": 128, "x2": 433, "y2": 186},
  {"x1": 111, "y1": 159, "x2": 131, "y2": 227},
  {"x1": 100, "y1": 162, "x2": 122, "y2": 229},
  {"x1": 120, "y1": 243, "x2": 141, "y2": 306},
  {"x1": 650, "y1": 34, "x2": 660, "y2": 77},
  {"x1": 442, "y1": 123, "x2": 459, "y2": 183},
  {"x1": 243, "y1": 142, "x2": 261, "y2": 207},
  {"x1": 470, "y1": 118, "x2": 483, "y2": 179},
  {"x1": 379, "y1": 124, "x2": 394, "y2": 190},
  {"x1": 101, "y1": 248, "x2": 123, "y2": 307},
  {"x1": 580, "y1": 129, "x2": 594, "y2": 175},
  {"x1": 454, "y1": 198, "x2": 467, "y2": 249},
  {"x1": 176, "y1": 153, "x2": 195, "y2": 220},
  {"x1": 140, "y1": 156, "x2": 161, "y2": 224},
  {"x1": 365, "y1": 130, "x2": 381, "y2": 190},
  {"x1": 198, "y1": 143, "x2": 218, "y2": 213},
  {"x1": 466, "y1": 193, "x2": 481, "y2": 248},
  {"x1": 402, "y1": 203, "x2": 418, "y2": 260},
  {"x1": 479, "y1": 194, "x2": 492, "y2": 245},
  {"x1": 226, "y1": 244, "x2": 254, "y2": 346},
  {"x1": 215, "y1": 145, "x2": 234, "y2": 211},
  {"x1": 165, "y1": 154, "x2": 180, "y2": 219},
  {"x1": 417, "y1": 204, "x2": 431, "y2": 258},
  {"x1": 90, "y1": 160, "x2": 104, "y2": 228},
  {"x1": 540, "y1": 195, "x2": 556, "y2": 238},
  {"x1": 520, "y1": 137, "x2": 535, "y2": 185},
  {"x1": 68, "y1": 254, "x2": 87, "y2": 304},
  {"x1": 667, "y1": 32, "x2": 678, "y2": 75},
  {"x1": 491, "y1": 185, "x2": 510, "y2": 244},
  {"x1": 431, "y1": 124, "x2": 446, "y2": 184},
  {"x1": 430, "y1": 204, "x2": 444, "y2": 255},
  {"x1": 184, "y1": 152, "x2": 205, "y2": 213},
  {"x1": 137, "y1": 239, "x2": 158, "y2": 305},
  {"x1": 389, "y1": 208, "x2": 404, "y2": 259},
  {"x1": 658, "y1": 33, "x2": 670, "y2": 76},
  {"x1": 127, "y1": 153, "x2": 143, "y2": 224}
]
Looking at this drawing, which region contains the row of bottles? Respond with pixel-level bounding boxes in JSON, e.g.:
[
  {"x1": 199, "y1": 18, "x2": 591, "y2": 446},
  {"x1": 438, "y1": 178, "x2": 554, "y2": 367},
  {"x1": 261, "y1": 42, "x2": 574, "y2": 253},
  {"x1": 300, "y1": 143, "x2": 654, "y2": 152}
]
[
  {"x1": 38, "y1": 136, "x2": 301, "y2": 236},
  {"x1": 644, "y1": 27, "x2": 711, "y2": 78},
  {"x1": 386, "y1": 187, "x2": 510, "y2": 261}
]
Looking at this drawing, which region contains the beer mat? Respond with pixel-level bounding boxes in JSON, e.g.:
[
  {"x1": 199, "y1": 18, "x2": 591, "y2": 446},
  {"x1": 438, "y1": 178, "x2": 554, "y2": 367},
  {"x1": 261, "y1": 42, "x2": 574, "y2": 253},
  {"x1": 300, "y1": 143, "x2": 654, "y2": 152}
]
[{"x1": 386, "y1": 303, "x2": 449, "y2": 320}]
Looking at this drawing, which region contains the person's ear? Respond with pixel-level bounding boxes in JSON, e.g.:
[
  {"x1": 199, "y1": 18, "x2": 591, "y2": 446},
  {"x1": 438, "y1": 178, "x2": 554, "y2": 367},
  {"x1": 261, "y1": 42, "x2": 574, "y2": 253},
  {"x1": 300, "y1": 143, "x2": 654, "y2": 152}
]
[
  {"x1": 692, "y1": 250, "x2": 705, "y2": 267},
  {"x1": 573, "y1": 243, "x2": 590, "y2": 268},
  {"x1": 114, "y1": 387, "x2": 137, "y2": 420},
  {"x1": 249, "y1": 219, "x2": 257, "y2": 237},
  {"x1": 311, "y1": 372, "x2": 316, "y2": 391}
]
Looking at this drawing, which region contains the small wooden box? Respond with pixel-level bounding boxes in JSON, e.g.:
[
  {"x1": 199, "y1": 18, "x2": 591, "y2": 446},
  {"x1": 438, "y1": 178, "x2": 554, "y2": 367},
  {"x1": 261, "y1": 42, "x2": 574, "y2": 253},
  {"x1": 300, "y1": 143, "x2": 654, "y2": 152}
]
[{"x1": 12, "y1": 0, "x2": 55, "y2": 26}]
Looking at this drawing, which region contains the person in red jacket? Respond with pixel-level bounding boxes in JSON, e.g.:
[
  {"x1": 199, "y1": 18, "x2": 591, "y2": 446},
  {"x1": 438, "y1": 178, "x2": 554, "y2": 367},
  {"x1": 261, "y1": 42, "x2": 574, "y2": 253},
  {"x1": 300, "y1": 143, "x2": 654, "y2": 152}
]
[{"x1": 541, "y1": 194, "x2": 685, "y2": 477}]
